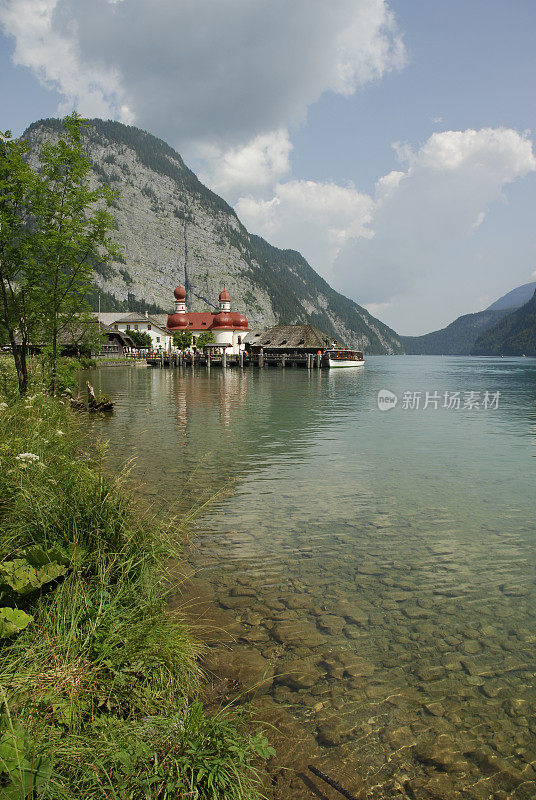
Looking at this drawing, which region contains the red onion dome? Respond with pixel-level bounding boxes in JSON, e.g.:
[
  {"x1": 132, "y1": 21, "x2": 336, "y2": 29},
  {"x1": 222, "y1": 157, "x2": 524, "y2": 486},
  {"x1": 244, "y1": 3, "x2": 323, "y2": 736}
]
[
  {"x1": 167, "y1": 313, "x2": 188, "y2": 329},
  {"x1": 219, "y1": 289, "x2": 231, "y2": 302},
  {"x1": 174, "y1": 285, "x2": 187, "y2": 301},
  {"x1": 231, "y1": 313, "x2": 248, "y2": 329},
  {"x1": 212, "y1": 311, "x2": 234, "y2": 328}
]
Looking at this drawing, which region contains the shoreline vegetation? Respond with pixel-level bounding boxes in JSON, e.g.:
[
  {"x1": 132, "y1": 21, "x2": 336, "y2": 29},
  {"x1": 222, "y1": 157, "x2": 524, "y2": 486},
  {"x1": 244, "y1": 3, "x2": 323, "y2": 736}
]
[{"x1": 0, "y1": 355, "x2": 272, "y2": 799}]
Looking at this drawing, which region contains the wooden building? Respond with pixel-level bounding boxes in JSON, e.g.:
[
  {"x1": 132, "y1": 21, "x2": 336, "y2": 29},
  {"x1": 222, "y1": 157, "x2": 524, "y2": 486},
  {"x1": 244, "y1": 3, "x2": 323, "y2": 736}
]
[{"x1": 246, "y1": 324, "x2": 342, "y2": 355}]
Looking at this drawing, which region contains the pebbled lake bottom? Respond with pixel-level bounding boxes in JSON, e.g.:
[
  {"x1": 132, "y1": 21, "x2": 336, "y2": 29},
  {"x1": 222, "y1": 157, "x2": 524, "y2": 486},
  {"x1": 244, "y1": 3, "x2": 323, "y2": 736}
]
[{"x1": 85, "y1": 356, "x2": 536, "y2": 800}]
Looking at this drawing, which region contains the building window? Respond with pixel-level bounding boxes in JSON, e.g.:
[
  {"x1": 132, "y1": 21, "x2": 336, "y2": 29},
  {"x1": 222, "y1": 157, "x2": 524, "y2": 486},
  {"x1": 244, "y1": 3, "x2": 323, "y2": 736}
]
[
  {"x1": 147, "y1": 324, "x2": 151, "y2": 330},
  {"x1": 135, "y1": 324, "x2": 138, "y2": 331},
  {"x1": 126, "y1": 325, "x2": 131, "y2": 331},
  {"x1": 238, "y1": 336, "x2": 241, "y2": 345},
  {"x1": 156, "y1": 336, "x2": 160, "y2": 343},
  {"x1": 114, "y1": 324, "x2": 118, "y2": 330}
]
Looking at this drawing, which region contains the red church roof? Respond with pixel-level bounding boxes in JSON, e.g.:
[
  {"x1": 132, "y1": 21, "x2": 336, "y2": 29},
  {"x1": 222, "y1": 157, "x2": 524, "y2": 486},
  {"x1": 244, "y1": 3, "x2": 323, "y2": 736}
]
[
  {"x1": 166, "y1": 311, "x2": 248, "y2": 331},
  {"x1": 167, "y1": 287, "x2": 248, "y2": 332},
  {"x1": 167, "y1": 312, "x2": 214, "y2": 330}
]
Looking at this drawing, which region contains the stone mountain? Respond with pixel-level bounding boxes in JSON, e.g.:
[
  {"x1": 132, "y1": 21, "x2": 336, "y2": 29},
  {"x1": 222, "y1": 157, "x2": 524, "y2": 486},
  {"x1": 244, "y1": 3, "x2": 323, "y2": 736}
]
[{"x1": 24, "y1": 118, "x2": 403, "y2": 354}]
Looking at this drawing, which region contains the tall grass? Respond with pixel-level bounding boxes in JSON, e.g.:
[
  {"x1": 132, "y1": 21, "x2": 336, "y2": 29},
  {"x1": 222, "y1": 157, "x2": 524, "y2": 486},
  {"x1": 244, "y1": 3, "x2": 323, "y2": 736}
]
[{"x1": 0, "y1": 356, "x2": 270, "y2": 799}]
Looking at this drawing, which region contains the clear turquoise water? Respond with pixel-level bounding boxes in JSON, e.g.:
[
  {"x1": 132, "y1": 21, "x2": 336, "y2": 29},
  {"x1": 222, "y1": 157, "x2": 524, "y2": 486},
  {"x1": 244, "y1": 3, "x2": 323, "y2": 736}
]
[{"x1": 85, "y1": 357, "x2": 536, "y2": 798}]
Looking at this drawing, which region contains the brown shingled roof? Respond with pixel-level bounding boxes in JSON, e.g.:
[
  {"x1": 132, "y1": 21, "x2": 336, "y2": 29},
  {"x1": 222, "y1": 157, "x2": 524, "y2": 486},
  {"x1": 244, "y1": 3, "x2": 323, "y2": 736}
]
[{"x1": 252, "y1": 324, "x2": 342, "y2": 350}]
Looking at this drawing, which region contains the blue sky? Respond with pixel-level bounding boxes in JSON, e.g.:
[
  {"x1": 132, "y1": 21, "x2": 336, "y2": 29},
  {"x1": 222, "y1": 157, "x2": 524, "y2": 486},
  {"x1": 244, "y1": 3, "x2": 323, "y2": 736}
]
[{"x1": 2, "y1": 0, "x2": 536, "y2": 334}]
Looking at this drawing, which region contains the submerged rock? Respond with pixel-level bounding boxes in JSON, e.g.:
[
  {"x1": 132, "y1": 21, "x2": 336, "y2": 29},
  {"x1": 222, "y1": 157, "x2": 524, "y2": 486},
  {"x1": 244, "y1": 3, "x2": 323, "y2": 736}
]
[
  {"x1": 316, "y1": 613, "x2": 346, "y2": 634},
  {"x1": 381, "y1": 725, "x2": 415, "y2": 750},
  {"x1": 271, "y1": 621, "x2": 326, "y2": 648},
  {"x1": 275, "y1": 658, "x2": 321, "y2": 690},
  {"x1": 202, "y1": 647, "x2": 274, "y2": 696},
  {"x1": 316, "y1": 715, "x2": 354, "y2": 747},
  {"x1": 413, "y1": 734, "x2": 466, "y2": 773}
]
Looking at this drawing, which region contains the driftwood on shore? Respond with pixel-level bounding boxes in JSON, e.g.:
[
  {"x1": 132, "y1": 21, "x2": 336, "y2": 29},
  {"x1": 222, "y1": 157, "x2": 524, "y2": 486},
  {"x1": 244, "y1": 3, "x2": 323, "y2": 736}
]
[
  {"x1": 86, "y1": 381, "x2": 114, "y2": 412},
  {"x1": 67, "y1": 383, "x2": 114, "y2": 413}
]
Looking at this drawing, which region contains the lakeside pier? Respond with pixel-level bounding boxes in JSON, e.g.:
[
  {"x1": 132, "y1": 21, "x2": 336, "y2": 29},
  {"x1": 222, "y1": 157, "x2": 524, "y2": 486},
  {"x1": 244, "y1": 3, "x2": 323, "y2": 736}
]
[{"x1": 145, "y1": 350, "x2": 324, "y2": 369}]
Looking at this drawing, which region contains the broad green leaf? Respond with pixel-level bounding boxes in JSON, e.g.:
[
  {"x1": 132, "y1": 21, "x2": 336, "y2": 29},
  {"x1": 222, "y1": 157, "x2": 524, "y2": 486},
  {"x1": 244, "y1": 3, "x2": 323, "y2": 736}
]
[
  {"x1": 0, "y1": 560, "x2": 40, "y2": 595},
  {"x1": 24, "y1": 544, "x2": 71, "y2": 568},
  {"x1": 0, "y1": 607, "x2": 33, "y2": 638},
  {"x1": 0, "y1": 557, "x2": 67, "y2": 596},
  {"x1": 0, "y1": 726, "x2": 52, "y2": 795},
  {"x1": 35, "y1": 561, "x2": 67, "y2": 584}
]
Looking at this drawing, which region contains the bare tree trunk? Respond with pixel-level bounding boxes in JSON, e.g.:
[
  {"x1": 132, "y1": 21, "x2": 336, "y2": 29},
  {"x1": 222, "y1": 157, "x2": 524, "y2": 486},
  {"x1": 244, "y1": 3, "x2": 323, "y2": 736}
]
[
  {"x1": 17, "y1": 338, "x2": 29, "y2": 395},
  {"x1": 49, "y1": 320, "x2": 58, "y2": 395},
  {"x1": 0, "y1": 273, "x2": 28, "y2": 394}
]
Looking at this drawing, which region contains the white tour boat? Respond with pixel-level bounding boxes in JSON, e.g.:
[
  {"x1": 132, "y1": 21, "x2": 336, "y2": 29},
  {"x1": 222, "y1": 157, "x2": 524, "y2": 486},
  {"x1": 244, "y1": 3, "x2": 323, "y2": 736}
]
[{"x1": 322, "y1": 349, "x2": 365, "y2": 368}]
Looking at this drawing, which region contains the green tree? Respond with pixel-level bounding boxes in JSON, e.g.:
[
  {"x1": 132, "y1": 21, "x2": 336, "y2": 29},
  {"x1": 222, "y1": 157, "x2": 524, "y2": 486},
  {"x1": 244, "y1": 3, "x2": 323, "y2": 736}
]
[
  {"x1": 129, "y1": 330, "x2": 152, "y2": 349},
  {"x1": 0, "y1": 130, "x2": 37, "y2": 394},
  {"x1": 173, "y1": 330, "x2": 192, "y2": 349},
  {"x1": 30, "y1": 114, "x2": 120, "y2": 393},
  {"x1": 195, "y1": 330, "x2": 215, "y2": 349}
]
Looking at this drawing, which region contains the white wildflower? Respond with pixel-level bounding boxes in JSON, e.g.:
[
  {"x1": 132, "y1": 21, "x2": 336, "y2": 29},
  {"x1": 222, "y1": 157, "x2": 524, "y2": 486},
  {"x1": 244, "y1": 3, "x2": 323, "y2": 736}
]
[
  {"x1": 0, "y1": 402, "x2": 7, "y2": 412},
  {"x1": 55, "y1": 430, "x2": 65, "y2": 436},
  {"x1": 15, "y1": 452, "x2": 40, "y2": 463}
]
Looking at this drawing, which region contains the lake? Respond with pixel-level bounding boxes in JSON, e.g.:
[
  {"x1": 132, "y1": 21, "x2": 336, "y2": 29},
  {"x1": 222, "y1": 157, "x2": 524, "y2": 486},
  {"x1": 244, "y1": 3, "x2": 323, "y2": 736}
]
[{"x1": 84, "y1": 356, "x2": 536, "y2": 799}]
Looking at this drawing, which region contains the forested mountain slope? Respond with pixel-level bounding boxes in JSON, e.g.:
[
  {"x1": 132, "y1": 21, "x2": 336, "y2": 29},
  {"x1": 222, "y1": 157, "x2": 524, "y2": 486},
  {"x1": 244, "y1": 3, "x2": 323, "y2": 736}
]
[{"x1": 471, "y1": 290, "x2": 536, "y2": 356}]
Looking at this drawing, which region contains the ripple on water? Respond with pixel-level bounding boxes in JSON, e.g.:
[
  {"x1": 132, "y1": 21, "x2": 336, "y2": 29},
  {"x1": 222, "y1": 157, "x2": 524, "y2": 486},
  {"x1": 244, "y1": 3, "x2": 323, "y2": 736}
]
[{"x1": 85, "y1": 358, "x2": 536, "y2": 799}]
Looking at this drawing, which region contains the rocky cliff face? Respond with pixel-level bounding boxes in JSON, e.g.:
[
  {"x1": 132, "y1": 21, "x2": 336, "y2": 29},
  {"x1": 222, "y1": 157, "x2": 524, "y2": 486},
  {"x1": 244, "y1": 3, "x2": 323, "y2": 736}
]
[{"x1": 24, "y1": 118, "x2": 404, "y2": 353}]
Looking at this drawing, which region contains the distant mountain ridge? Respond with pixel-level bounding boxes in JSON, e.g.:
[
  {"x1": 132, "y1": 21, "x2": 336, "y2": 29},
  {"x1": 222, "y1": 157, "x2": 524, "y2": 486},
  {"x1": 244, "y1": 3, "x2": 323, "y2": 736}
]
[
  {"x1": 23, "y1": 118, "x2": 403, "y2": 354},
  {"x1": 400, "y1": 310, "x2": 509, "y2": 355},
  {"x1": 471, "y1": 289, "x2": 536, "y2": 356},
  {"x1": 401, "y1": 282, "x2": 535, "y2": 355},
  {"x1": 486, "y1": 282, "x2": 536, "y2": 311}
]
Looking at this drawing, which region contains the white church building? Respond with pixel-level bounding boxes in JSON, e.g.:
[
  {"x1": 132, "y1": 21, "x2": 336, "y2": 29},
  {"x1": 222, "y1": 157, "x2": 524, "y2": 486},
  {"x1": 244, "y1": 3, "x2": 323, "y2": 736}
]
[
  {"x1": 96, "y1": 286, "x2": 248, "y2": 354},
  {"x1": 166, "y1": 286, "x2": 249, "y2": 354}
]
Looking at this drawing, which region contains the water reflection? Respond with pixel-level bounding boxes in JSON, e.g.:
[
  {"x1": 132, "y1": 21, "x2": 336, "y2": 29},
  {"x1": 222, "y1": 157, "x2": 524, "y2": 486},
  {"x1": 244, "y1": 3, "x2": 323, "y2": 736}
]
[{"x1": 84, "y1": 359, "x2": 536, "y2": 799}]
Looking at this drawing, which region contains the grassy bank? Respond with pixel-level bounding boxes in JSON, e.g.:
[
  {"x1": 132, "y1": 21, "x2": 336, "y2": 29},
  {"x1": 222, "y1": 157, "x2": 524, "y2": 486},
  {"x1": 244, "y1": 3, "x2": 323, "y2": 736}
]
[{"x1": 0, "y1": 357, "x2": 271, "y2": 799}]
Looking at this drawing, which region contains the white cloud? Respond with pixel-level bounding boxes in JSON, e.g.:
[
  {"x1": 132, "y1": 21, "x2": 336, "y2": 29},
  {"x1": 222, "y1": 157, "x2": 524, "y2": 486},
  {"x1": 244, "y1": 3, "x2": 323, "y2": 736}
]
[
  {"x1": 236, "y1": 128, "x2": 536, "y2": 330},
  {"x1": 197, "y1": 130, "x2": 293, "y2": 196},
  {"x1": 0, "y1": 0, "x2": 131, "y2": 120},
  {"x1": 334, "y1": 127, "x2": 536, "y2": 330},
  {"x1": 236, "y1": 180, "x2": 375, "y2": 281},
  {"x1": 0, "y1": 0, "x2": 405, "y2": 190},
  {"x1": 374, "y1": 170, "x2": 405, "y2": 201},
  {"x1": 363, "y1": 301, "x2": 393, "y2": 316},
  {"x1": 405, "y1": 128, "x2": 535, "y2": 178}
]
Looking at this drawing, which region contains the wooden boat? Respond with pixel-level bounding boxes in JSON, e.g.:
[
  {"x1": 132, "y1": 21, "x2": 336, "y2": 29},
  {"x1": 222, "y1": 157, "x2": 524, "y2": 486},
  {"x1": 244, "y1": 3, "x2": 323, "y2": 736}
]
[{"x1": 322, "y1": 349, "x2": 365, "y2": 368}]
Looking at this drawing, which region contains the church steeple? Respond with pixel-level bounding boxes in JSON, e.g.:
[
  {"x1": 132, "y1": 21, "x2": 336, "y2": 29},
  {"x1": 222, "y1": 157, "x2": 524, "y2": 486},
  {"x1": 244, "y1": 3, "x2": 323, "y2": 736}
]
[
  {"x1": 219, "y1": 289, "x2": 231, "y2": 312},
  {"x1": 174, "y1": 285, "x2": 187, "y2": 313}
]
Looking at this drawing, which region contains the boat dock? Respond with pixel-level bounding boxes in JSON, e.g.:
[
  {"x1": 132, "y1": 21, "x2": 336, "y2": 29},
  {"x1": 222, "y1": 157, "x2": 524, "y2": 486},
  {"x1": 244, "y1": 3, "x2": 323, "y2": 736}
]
[{"x1": 145, "y1": 351, "x2": 325, "y2": 369}]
